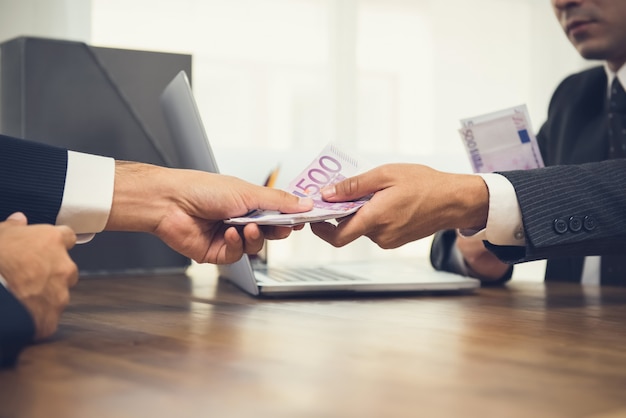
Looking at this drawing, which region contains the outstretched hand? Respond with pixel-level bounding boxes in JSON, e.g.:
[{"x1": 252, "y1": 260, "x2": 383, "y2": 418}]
[
  {"x1": 310, "y1": 164, "x2": 489, "y2": 249},
  {"x1": 106, "y1": 163, "x2": 313, "y2": 264}
]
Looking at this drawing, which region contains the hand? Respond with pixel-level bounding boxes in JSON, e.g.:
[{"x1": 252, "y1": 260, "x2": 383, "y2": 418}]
[
  {"x1": 310, "y1": 164, "x2": 489, "y2": 249},
  {"x1": 455, "y1": 232, "x2": 511, "y2": 281},
  {"x1": 106, "y1": 162, "x2": 314, "y2": 264},
  {"x1": 0, "y1": 212, "x2": 78, "y2": 340}
]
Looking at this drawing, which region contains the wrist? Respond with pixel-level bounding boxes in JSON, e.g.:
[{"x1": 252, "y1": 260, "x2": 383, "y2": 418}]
[
  {"x1": 444, "y1": 173, "x2": 489, "y2": 231},
  {"x1": 105, "y1": 161, "x2": 174, "y2": 233}
]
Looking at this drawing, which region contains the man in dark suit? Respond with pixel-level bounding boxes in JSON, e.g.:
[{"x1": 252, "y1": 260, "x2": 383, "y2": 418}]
[
  {"x1": 429, "y1": 0, "x2": 626, "y2": 285},
  {"x1": 0, "y1": 134, "x2": 313, "y2": 367},
  {"x1": 309, "y1": 0, "x2": 626, "y2": 283}
]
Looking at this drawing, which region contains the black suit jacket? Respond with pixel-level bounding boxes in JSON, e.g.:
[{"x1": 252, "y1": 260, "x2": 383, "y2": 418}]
[
  {"x1": 431, "y1": 66, "x2": 625, "y2": 283},
  {"x1": 0, "y1": 134, "x2": 69, "y2": 366}
]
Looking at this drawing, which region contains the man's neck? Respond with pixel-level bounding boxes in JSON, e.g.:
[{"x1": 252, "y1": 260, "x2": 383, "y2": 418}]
[{"x1": 607, "y1": 59, "x2": 626, "y2": 73}]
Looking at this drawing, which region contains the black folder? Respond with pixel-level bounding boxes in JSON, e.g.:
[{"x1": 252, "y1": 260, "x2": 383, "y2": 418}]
[{"x1": 0, "y1": 36, "x2": 192, "y2": 275}]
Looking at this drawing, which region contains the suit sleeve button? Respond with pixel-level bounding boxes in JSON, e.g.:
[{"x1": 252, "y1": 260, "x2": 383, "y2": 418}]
[
  {"x1": 569, "y1": 216, "x2": 582, "y2": 232},
  {"x1": 583, "y1": 216, "x2": 596, "y2": 231},
  {"x1": 554, "y1": 218, "x2": 568, "y2": 234}
]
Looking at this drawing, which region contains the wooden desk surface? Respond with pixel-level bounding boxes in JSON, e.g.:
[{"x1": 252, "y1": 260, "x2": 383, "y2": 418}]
[{"x1": 1, "y1": 270, "x2": 626, "y2": 418}]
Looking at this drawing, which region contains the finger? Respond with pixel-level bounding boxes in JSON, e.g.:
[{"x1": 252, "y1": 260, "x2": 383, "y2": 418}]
[
  {"x1": 242, "y1": 223, "x2": 264, "y2": 254},
  {"x1": 66, "y1": 261, "x2": 80, "y2": 287},
  {"x1": 252, "y1": 187, "x2": 314, "y2": 214},
  {"x1": 56, "y1": 225, "x2": 78, "y2": 249},
  {"x1": 320, "y1": 169, "x2": 385, "y2": 202},
  {"x1": 262, "y1": 225, "x2": 293, "y2": 240},
  {"x1": 336, "y1": 214, "x2": 354, "y2": 224},
  {"x1": 223, "y1": 226, "x2": 245, "y2": 263},
  {"x1": 5, "y1": 212, "x2": 28, "y2": 225},
  {"x1": 310, "y1": 220, "x2": 360, "y2": 248}
]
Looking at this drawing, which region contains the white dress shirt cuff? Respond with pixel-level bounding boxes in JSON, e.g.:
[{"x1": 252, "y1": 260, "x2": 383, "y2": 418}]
[
  {"x1": 56, "y1": 151, "x2": 115, "y2": 243},
  {"x1": 458, "y1": 173, "x2": 525, "y2": 247},
  {"x1": 479, "y1": 173, "x2": 525, "y2": 246}
]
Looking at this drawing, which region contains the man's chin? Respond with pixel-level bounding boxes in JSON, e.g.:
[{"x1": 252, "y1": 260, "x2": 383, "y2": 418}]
[{"x1": 574, "y1": 42, "x2": 611, "y2": 61}]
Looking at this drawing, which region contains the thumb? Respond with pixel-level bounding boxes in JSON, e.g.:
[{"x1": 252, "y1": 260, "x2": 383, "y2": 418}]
[
  {"x1": 254, "y1": 187, "x2": 314, "y2": 214},
  {"x1": 56, "y1": 225, "x2": 78, "y2": 250},
  {"x1": 321, "y1": 170, "x2": 381, "y2": 202},
  {"x1": 5, "y1": 212, "x2": 28, "y2": 225}
]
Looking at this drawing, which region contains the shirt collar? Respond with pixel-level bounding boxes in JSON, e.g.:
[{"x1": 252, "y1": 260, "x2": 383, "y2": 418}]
[{"x1": 603, "y1": 62, "x2": 626, "y2": 95}]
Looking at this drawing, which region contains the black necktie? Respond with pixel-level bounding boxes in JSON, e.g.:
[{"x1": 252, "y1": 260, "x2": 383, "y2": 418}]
[
  {"x1": 607, "y1": 77, "x2": 626, "y2": 158},
  {"x1": 601, "y1": 77, "x2": 626, "y2": 285}
]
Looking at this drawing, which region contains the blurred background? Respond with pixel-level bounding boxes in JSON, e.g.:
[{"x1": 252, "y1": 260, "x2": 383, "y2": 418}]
[{"x1": 0, "y1": 0, "x2": 592, "y2": 280}]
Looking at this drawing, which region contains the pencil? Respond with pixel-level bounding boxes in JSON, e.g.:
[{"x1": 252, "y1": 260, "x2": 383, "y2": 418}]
[{"x1": 264, "y1": 165, "x2": 280, "y2": 188}]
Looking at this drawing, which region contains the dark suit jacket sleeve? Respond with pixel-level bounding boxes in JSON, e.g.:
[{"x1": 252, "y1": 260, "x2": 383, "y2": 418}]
[
  {"x1": 0, "y1": 134, "x2": 69, "y2": 367},
  {"x1": 430, "y1": 230, "x2": 465, "y2": 274},
  {"x1": 0, "y1": 287, "x2": 35, "y2": 367},
  {"x1": 486, "y1": 160, "x2": 626, "y2": 263},
  {"x1": 0, "y1": 134, "x2": 68, "y2": 223}
]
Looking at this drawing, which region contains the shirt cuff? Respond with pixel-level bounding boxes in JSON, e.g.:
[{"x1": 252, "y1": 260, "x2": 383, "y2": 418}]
[
  {"x1": 478, "y1": 173, "x2": 525, "y2": 246},
  {"x1": 56, "y1": 151, "x2": 115, "y2": 243}
]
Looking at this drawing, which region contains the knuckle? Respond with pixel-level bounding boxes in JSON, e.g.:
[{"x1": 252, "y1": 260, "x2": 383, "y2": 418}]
[
  {"x1": 44, "y1": 320, "x2": 59, "y2": 340},
  {"x1": 58, "y1": 288, "x2": 71, "y2": 309},
  {"x1": 346, "y1": 177, "x2": 360, "y2": 196},
  {"x1": 37, "y1": 315, "x2": 59, "y2": 340},
  {"x1": 282, "y1": 191, "x2": 294, "y2": 208},
  {"x1": 377, "y1": 164, "x2": 393, "y2": 179},
  {"x1": 65, "y1": 260, "x2": 79, "y2": 279},
  {"x1": 331, "y1": 239, "x2": 346, "y2": 248},
  {"x1": 67, "y1": 268, "x2": 79, "y2": 287},
  {"x1": 39, "y1": 225, "x2": 68, "y2": 247},
  {"x1": 378, "y1": 241, "x2": 395, "y2": 250},
  {"x1": 56, "y1": 258, "x2": 79, "y2": 287},
  {"x1": 370, "y1": 231, "x2": 397, "y2": 250}
]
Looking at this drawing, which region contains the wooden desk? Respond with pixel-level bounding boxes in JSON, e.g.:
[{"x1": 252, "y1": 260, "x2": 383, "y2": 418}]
[{"x1": 1, "y1": 270, "x2": 626, "y2": 418}]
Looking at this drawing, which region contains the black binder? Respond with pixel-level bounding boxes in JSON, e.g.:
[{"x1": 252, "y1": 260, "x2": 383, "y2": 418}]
[{"x1": 0, "y1": 36, "x2": 192, "y2": 275}]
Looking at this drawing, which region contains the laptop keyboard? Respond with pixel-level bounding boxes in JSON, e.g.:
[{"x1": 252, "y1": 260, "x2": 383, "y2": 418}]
[{"x1": 258, "y1": 267, "x2": 367, "y2": 283}]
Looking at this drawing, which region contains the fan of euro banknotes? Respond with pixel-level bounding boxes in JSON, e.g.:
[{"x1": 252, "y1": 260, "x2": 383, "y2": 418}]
[
  {"x1": 458, "y1": 104, "x2": 544, "y2": 173},
  {"x1": 226, "y1": 143, "x2": 371, "y2": 226}
]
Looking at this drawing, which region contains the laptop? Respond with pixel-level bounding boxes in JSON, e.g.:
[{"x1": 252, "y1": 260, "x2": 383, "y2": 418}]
[{"x1": 160, "y1": 71, "x2": 480, "y2": 296}]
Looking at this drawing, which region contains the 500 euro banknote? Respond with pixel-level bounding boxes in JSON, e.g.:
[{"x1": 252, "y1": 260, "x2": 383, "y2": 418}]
[
  {"x1": 226, "y1": 144, "x2": 371, "y2": 226},
  {"x1": 459, "y1": 104, "x2": 544, "y2": 173}
]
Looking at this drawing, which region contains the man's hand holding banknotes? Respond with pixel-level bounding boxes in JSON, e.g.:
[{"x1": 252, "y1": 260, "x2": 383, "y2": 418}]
[
  {"x1": 310, "y1": 164, "x2": 490, "y2": 248},
  {"x1": 310, "y1": 105, "x2": 542, "y2": 282}
]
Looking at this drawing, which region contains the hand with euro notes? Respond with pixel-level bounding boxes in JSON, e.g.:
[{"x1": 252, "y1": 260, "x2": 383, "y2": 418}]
[{"x1": 310, "y1": 163, "x2": 490, "y2": 249}]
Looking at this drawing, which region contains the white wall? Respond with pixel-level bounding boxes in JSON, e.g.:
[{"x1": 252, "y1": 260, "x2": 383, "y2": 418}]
[{"x1": 0, "y1": 0, "x2": 90, "y2": 43}]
